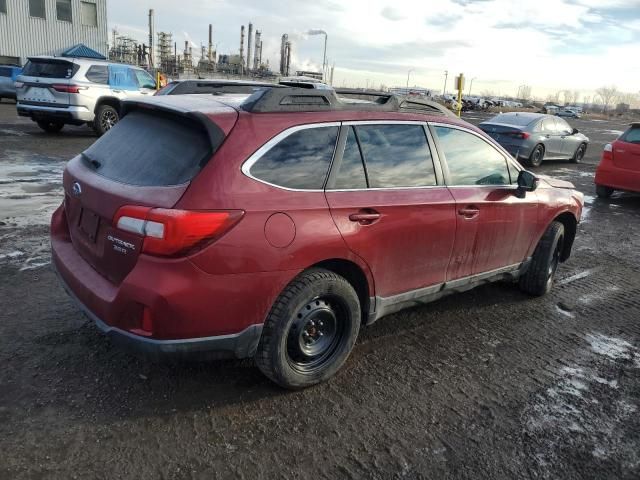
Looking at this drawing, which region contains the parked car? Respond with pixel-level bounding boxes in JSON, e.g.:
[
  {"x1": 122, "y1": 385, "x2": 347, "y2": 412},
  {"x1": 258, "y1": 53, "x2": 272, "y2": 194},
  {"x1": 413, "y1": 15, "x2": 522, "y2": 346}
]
[
  {"x1": 479, "y1": 112, "x2": 589, "y2": 167},
  {"x1": 595, "y1": 123, "x2": 640, "y2": 198},
  {"x1": 0, "y1": 64, "x2": 22, "y2": 101},
  {"x1": 51, "y1": 88, "x2": 583, "y2": 389},
  {"x1": 16, "y1": 56, "x2": 156, "y2": 135},
  {"x1": 556, "y1": 109, "x2": 581, "y2": 119},
  {"x1": 155, "y1": 78, "x2": 276, "y2": 96}
]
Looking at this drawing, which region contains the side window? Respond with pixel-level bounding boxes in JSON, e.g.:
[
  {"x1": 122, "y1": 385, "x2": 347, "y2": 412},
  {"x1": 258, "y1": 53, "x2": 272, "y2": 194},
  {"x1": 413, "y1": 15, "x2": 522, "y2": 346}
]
[
  {"x1": 507, "y1": 160, "x2": 520, "y2": 185},
  {"x1": 56, "y1": 0, "x2": 72, "y2": 22},
  {"x1": 134, "y1": 69, "x2": 156, "y2": 89},
  {"x1": 557, "y1": 118, "x2": 571, "y2": 134},
  {"x1": 333, "y1": 127, "x2": 367, "y2": 190},
  {"x1": 29, "y1": 0, "x2": 45, "y2": 18},
  {"x1": 541, "y1": 118, "x2": 554, "y2": 132},
  {"x1": 621, "y1": 127, "x2": 640, "y2": 144},
  {"x1": 434, "y1": 126, "x2": 510, "y2": 186},
  {"x1": 80, "y1": 1, "x2": 97, "y2": 26},
  {"x1": 248, "y1": 126, "x2": 339, "y2": 190},
  {"x1": 85, "y1": 65, "x2": 108, "y2": 84},
  {"x1": 356, "y1": 124, "x2": 436, "y2": 188}
]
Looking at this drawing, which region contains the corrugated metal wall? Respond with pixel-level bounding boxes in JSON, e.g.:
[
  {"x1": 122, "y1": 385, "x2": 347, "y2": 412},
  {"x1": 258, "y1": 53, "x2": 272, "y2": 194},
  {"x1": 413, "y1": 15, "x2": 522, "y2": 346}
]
[{"x1": 0, "y1": 0, "x2": 108, "y2": 65}]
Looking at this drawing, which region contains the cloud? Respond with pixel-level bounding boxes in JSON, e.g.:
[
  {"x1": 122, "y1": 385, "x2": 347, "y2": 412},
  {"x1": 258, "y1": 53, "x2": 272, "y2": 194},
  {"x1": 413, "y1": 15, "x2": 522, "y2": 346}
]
[
  {"x1": 425, "y1": 14, "x2": 462, "y2": 27},
  {"x1": 380, "y1": 6, "x2": 406, "y2": 21}
]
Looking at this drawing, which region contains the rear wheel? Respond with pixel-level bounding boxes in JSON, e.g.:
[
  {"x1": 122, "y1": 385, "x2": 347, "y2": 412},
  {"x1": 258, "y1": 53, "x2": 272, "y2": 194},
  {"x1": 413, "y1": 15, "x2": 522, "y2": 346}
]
[
  {"x1": 571, "y1": 143, "x2": 587, "y2": 163},
  {"x1": 519, "y1": 221, "x2": 565, "y2": 296},
  {"x1": 596, "y1": 185, "x2": 614, "y2": 198},
  {"x1": 93, "y1": 104, "x2": 119, "y2": 136},
  {"x1": 527, "y1": 144, "x2": 545, "y2": 168},
  {"x1": 255, "y1": 268, "x2": 361, "y2": 389},
  {"x1": 36, "y1": 120, "x2": 64, "y2": 133}
]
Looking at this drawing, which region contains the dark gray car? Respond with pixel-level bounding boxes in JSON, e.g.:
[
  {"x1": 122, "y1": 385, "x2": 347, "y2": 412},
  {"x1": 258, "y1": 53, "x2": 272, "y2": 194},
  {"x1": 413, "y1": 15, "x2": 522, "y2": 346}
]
[{"x1": 479, "y1": 112, "x2": 589, "y2": 167}]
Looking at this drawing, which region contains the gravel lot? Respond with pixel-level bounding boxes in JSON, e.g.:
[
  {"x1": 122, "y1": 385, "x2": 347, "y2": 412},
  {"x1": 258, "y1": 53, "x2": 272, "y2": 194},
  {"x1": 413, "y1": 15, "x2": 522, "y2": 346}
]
[{"x1": 1, "y1": 101, "x2": 639, "y2": 480}]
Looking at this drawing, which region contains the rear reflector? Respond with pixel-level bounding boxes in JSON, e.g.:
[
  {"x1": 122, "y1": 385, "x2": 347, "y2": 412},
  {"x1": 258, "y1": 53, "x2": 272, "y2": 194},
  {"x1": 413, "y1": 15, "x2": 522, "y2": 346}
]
[{"x1": 114, "y1": 206, "x2": 244, "y2": 256}]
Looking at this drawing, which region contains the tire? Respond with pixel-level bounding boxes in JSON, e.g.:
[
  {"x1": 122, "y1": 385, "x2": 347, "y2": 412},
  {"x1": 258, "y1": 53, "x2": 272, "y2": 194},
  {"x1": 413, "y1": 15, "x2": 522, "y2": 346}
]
[
  {"x1": 596, "y1": 184, "x2": 614, "y2": 198},
  {"x1": 527, "y1": 144, "x2": 545, "y2": 168},
  {"x1": 255, "y1": 268, "x2": 361, "y2": 389},
  {"x1": 36, "y1": 120, "x2": 64, "y2": 133},
  {"x1": 93, "y1": 104, "x2": 119, "y2": 136},
  {"x1": 570, "y1": 143, "x2": 587, "y2": 163},
  {"x1": 519, "y1": 221, "x2": 565, "y2": 297}
]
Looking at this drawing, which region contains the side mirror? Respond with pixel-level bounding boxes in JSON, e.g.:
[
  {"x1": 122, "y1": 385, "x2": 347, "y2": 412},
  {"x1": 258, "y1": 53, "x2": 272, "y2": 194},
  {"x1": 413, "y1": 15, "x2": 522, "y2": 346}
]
[
  {"x1": 572, "y1": 128, "x2": 579, "y2": 135},
  {"x1": 516, "y1": 170, "x2": 539, "y2": 198}
]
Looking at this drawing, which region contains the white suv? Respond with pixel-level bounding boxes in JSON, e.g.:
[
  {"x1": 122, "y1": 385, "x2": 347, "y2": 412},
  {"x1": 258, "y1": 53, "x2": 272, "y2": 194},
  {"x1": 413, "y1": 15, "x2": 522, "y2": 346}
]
[{"x1": 16, "y1": 56, "x2": 156, "y2": 135}]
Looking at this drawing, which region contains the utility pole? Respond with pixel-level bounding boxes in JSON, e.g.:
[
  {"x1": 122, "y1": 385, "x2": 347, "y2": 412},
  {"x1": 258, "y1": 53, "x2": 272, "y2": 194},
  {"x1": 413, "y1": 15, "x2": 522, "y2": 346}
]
[
  {"x1": 406, "y1": 69, "x2": 414, "y2": 91},
  {"x1": 443, "y1": 70, "x2": 448, "y2": 96},
  {"x1": 468, "y1": 77, "x2": 476, "y2": 96}
]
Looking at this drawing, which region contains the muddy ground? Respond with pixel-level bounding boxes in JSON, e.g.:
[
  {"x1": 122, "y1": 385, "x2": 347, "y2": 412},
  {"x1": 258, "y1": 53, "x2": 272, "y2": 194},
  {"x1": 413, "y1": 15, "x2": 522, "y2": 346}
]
[{"x1": 0, "y1": 101, "x2": 639, "y2": 479}]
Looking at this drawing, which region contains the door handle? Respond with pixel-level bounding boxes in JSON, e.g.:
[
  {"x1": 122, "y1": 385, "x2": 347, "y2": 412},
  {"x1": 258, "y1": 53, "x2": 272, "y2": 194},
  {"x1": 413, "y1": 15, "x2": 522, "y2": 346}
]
[
  {"x1": 349, "y1": 210, "x2": 381, "y2": 225},
  {"x1": 458, "y1": 207, "x2": 480, "y2": 219}
]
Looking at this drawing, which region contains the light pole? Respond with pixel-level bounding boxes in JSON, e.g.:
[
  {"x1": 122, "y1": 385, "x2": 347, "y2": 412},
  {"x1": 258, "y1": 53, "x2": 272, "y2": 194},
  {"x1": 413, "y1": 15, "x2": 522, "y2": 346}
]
[
  {"x1": 406, "y1": 69, "x2": 414, "y2": 91},
  {"x1": 468, "y1": 77, "x2": 476, "y2": 96},
  {"x1": 443, "y1": 70, "x2": 448, "y2": 96},
  {"x1": 308, "y1": 29, "x2": 328, "y2": 80}
]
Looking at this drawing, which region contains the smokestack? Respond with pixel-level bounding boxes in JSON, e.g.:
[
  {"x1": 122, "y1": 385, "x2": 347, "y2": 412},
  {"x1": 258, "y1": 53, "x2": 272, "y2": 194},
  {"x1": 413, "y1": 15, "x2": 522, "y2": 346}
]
[
  {"x1": 285, "y1": 41, "x2": 291, "y2": 76},
  {"x1": 148, "y1": 9, "x2": 155, "y2": 68},
  {"x1": 253, "y1": 31, "x2": 261, "y2": 70},
  {"x1": 208, "y1": 24, "x2": 213, "y2": 62},
  {"x1": 280, "y1": 34, "x2": 288, "y2": 75},
  {"x1": 240, "y1": 25, "x2": 245, "y2": 75},
  {"x1": 247, "y1": 23, "x2": 253, "y2": 72}
]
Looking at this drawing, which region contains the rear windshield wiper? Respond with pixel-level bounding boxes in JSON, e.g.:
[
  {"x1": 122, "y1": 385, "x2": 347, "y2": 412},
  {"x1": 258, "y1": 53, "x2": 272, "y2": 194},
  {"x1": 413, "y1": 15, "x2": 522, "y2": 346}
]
[{"x1": 81, "y1": 153, "x2": 101, "y2": 170}]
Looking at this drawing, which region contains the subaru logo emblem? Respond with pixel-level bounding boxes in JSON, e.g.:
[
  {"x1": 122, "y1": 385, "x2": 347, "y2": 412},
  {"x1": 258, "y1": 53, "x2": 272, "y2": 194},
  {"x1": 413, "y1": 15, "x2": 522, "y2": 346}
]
[{"x1": 72, "y1": 182, "x2": 82, "y2": 197}]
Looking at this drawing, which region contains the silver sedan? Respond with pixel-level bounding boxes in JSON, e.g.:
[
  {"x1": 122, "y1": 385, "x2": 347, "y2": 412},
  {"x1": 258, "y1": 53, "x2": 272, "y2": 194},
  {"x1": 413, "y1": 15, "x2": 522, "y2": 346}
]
[{"x1": 479, "y1": 112, "x2": 589, "y2": 167}]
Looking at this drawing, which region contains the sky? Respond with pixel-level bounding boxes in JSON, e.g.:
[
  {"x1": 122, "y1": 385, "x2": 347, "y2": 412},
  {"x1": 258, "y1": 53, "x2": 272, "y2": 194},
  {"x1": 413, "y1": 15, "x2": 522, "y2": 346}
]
[{"x1": 107, "y1": 0, "x2": 640, "y2": 101}]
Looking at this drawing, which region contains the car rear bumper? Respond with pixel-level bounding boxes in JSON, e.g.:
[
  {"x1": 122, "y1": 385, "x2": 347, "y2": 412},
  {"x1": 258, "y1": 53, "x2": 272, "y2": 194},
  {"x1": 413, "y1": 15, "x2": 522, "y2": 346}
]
[
  {"x1": 50, "y1": 205, "x2": 294, "y2": 360},
  {"x1": 17, "y1": 102, "x2": 93, "y2": 123},
  {"x1": 595, "y1": 165, "x2": 640, "y2": 193}
]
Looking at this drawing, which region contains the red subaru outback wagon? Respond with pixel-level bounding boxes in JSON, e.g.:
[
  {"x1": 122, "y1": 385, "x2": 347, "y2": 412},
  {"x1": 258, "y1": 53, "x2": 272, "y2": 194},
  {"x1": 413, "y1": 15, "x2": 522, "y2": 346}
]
[{"x1": 51, "y1": 88, "x2": 584, "y2": 389}]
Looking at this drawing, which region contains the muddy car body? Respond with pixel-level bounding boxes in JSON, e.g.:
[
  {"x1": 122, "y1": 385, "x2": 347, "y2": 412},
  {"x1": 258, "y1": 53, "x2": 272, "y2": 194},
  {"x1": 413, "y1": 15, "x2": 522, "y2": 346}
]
[{"x1": 51, "y1": 88, "x2": 583, "y2": 388}]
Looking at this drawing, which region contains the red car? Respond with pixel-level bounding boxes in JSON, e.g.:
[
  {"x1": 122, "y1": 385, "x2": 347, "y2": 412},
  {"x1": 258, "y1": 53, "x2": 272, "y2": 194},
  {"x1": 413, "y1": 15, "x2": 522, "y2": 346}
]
[
  {"x1": 595, "y1": 122, "x2": 640, "y2": 198},
  {"x1": 51, "y1": 89, "x2": 584, "y2": 389}
]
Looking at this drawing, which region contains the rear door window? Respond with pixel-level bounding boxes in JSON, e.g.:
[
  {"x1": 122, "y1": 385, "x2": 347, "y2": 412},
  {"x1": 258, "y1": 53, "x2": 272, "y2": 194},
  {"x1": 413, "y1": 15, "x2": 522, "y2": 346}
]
[
  {"x1": 22, "y1": 59, "x2": 78, "y2": 79},
  {"x1": 434, "y1": 126, "x2": 510, "y2": 186},
  {"x1": 621, "y1": 127, "x2": 640, "y2": 144},
  {"x1": 82, "y1": 111, "x2": 212, "y2": 186},
  {"x1": 0, "y1": 67, "x2": 11, "y2": 78},
  {"x1": 133, "y1": 69, "x2": 156, "y2": 89},
  {"x1": 355, "y1": 124, "x2": 436, "y2": 188},
  {"x1": 332, "y1": 127, "x2": 368, "y2": 190},
  {"x1": 85, "y1": 65, "x2": 108, "y2": 84},
  {"x1": 248, "y1": 126, "x2": 339, "y2": 190}
]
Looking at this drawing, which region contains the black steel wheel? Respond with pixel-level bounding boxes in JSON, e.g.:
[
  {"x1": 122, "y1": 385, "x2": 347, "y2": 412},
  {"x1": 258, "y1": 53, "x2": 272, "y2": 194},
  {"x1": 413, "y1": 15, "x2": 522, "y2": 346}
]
[
  {"x1": 571, "y1": 143, "x2": 587, "y2": 163},
  {"x1": 528, "y1": 144, "x2": 545, "y2": 168},
  {"x1": 256, "y1": 268, "x2": 361, "y2": 389}
]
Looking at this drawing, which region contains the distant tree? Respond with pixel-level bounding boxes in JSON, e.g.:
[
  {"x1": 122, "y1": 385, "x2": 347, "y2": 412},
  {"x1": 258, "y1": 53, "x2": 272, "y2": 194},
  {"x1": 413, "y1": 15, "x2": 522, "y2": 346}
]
[
  {"x1": 520, "y1": 85, "x2": 532, "y2": 101},
  {"x1": 595, "y1": 85, "x2": 619, "y2": 112},
  {"x1": 573, "y1": 90, "x2": 581, "y2": 105},
  {"x1": 480, "y1": 89, "x2": 496, "y2": 98},
  {"x1": 546, "y1": 92, "x2": 561, "y2": 104},
  {"x1": 618, "y1": 92, "x2": 639, "y2": 107}
]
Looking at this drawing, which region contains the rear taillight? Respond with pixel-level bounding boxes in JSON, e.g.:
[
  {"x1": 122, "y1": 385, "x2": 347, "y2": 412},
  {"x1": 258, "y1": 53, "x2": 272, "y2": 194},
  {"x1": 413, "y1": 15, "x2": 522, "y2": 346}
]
[
  {"x1": 52, "y1": 84, "x2": 85, "y2": 94},
  {"x1": 601, "y1": 143, "x2": 613, "y2": 163},
  {"x1": 508, "y1": 131, "x2": 530, "y2": 139},
  {"x1": 113, "y1": 206, "x2": 244, "y2": 256}
]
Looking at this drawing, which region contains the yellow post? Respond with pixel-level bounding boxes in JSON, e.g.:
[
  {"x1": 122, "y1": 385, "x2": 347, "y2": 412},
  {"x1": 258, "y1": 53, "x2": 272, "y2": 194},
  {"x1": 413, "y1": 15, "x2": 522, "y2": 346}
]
[
  {"x1": 156, "y1": 71, "x2": 160, "y2": 90},
  {"x1": 456, "y1": 73, "x2": 464, "y2": 117}
]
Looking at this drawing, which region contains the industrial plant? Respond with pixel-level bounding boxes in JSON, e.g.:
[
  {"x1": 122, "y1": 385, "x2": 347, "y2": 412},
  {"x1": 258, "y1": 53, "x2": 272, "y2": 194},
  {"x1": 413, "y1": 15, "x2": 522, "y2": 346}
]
[{"x1": 107, "y1": 9, "x2": 305, "y2": 81}]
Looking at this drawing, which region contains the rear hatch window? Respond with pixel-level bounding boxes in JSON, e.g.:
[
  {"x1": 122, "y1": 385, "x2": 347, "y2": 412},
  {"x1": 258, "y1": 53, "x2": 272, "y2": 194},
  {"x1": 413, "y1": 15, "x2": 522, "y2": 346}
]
[
  {"x1": 82, "y1": 110, "x2": 212, "y2": 186},
  {"x1": 0, "y1": 67, "x2": 13, "y2": 77},
  {"x1": 21, "y1": 59, "x2": 78, "y2": 79}
]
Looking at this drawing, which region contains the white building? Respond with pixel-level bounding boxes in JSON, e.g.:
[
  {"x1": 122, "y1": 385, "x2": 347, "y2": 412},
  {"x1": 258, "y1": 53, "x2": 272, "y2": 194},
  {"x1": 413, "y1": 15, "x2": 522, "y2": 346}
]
[{"x1": 0, "y1": 0, "x2": 108, "y2": 65}]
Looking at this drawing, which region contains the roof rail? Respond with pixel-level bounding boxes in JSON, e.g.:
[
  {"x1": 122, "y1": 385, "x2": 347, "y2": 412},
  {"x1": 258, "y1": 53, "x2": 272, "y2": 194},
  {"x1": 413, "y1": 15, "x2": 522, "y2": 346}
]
[{"x1": 240, "y1": 86, "x2": 456, "y2": 117}]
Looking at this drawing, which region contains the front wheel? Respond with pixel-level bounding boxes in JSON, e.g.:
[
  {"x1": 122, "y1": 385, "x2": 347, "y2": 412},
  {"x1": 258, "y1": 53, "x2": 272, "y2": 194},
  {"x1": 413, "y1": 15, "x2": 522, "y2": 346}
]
[
  {"x1": 527, "y1": 144, "x2": 545, "y2": 168},
  {"x1": 596, "y1": 184, "x2": 614, "y2": 198},
  {"x1": 571, "y1": 143, "x2": 587, "y2": 163},
  {"x1": 519, "y1": 221, "x2": 565, "y2": 296},
  {"x1": 255, "y1": 268, "x2": 361, "y2": 389},
  {"x1": 36, "y1": 120, "x2": 64, "y2": 133}
]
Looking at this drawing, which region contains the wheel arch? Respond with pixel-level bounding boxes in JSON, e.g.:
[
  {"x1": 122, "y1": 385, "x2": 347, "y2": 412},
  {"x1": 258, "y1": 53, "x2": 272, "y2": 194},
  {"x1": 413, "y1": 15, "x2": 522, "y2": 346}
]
[
  {"x1": 312, "y1": 258, "x2": 373, "y2": 325},
  {"x1": 94, "y1": 96, "x2": 122, "y2": 114},
  {"x1": 553, "y1": 211, "x2": 578, "y2": 262}
]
